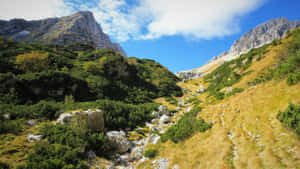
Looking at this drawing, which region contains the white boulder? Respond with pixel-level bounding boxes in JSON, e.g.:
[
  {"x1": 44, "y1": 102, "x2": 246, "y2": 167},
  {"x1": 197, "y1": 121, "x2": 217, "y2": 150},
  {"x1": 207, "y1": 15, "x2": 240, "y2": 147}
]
[
  {"x1": 56, "y1": 113, "x2": 72, "y2": 124},
  {"x1": 160, "y1": 115, "x2": 171, "y2": 124},
  {"x1": 152, "y1": 158, "x2": 169, "y2": 169},
  {"x1": 27, "y1": 134, "x2": 43, "y2": 142},
  {"x1": 107, "y1": 131, "x2": 131, "y2": 153}
]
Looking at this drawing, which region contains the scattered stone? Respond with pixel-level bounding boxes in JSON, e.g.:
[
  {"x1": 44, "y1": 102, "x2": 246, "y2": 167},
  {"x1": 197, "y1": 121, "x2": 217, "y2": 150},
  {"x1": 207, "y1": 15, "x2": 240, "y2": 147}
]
[
  {"x1": 87, "y1": 150, "x2": 97, "y2": 159},
  {"x1": 151, "y1": 119, "x2": 159, "y2": 124},
  {"x1": 56, "y1": 113, "x2": 73, "y2": 124},
  {"x1": 172, "y1": 164, "x2": 179, "y2": 169},
  {"x1": 107, "y1": 131, "x2": 131, "y2": 153},
  {"x1": 71, "y1": 111, "x2": 80, "y2": 115},
  {"x1": 105, "y1": 165, "x2": 116, "y2": 169},
  {"x1": 26, "y1": 120, "x2": 37, "y2": 126},
  {"x1": 3, "y1": 114, "x2": 10, "y2": 120},
  {"x1": 27, "y1": 134, "x2": 43, "y2": 142},
  {"x1": 146, "y1": 122, "x2": 157, "y2": 131},
  {"x1": 152, "y1": 135, "x2": 161, "y2": 144},
  {"x1": 196, "y1": 85, "x2": 205, "y2": 93},
  {"x1": 178, "y1": 100, "x2": 185, "y2": 106},
  {"x1": 159, "y1": 115, "x2": 171, "y2": 125},
  {"x1": 152, "y1": 111, "x2": 160, "y2": 118},
  {"x1": 158, "y1": 105, "x2": 169, "y2": 115},
  {"x1": 152, "y1": 158, "x2": 169, "y2": 169},
  {"x1": 145, "y1": 134, "x2": 160, "y2": 145},
  {"x1": 131, "y1": 146, "x2": 144, "y2": 160},
  {"x1": 120, "y1": 153, "x2": 134, "y2": 163}
]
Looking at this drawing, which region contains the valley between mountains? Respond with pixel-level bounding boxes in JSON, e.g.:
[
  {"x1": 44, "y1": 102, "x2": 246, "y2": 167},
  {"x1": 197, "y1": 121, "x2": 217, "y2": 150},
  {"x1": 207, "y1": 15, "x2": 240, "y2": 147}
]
[{"x1": 0, "y1": 12, "x2": 300, "y2": 169}]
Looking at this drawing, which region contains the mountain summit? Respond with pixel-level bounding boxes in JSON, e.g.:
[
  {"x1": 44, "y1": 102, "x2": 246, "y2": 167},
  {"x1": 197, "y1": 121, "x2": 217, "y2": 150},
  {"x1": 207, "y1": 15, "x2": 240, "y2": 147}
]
[
  {"x1": 0, "y1": 11, "x2": 127, "y2": 57},
  {"x1": 176, "y1": 18, "x2": 300, "y2": 80}
]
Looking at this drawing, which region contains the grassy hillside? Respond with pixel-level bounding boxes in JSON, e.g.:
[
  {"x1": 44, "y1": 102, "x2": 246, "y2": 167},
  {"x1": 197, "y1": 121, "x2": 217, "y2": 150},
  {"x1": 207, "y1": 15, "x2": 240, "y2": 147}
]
[
  {"x1": 138, "y1": 29, "x2": 300, "y2": 169},
  {"x1": 0, "y1": 39, "x2": 182, "y2": 168}
]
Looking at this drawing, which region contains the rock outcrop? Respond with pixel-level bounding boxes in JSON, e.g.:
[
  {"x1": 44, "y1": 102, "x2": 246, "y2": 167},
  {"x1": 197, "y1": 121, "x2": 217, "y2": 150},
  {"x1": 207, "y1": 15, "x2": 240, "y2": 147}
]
[
  {"x1": 107, "y1": 131, "x2": 131, "y2": 153},
  {"x1": 0, "y1": 11, "x2": 127, "y2": 57},
  {"x1": 176, "y1": 18, "x2": 300, "y2": 80}
]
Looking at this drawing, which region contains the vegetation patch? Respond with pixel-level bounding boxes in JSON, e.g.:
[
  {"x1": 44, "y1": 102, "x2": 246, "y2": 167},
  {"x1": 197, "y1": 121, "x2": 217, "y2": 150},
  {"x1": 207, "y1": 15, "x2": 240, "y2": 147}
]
[
  {"x1": 277, "y1": 103, "x2": 300, "y2": 134},
  {"x1": 225, "y1": 88, "x2": 244, "y2": 98},
  {"x1": 161, "y1": 107, "x2": 212, "y2": 143},
  {"x1": 204, "y1": 44, "x2": 269, "y2": 100},
  {"x1": 144, "y1": 149, "x2": 158, "y2": 158},
  {"x1": 250, "y1": 29, "x2": 300, "y2": 86}
]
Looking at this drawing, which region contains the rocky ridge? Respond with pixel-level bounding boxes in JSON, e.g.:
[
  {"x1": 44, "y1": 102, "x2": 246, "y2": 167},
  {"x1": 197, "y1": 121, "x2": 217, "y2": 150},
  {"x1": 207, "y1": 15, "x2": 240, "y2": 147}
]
[
  {"x1": 0, "y1": 11, "x2": 127, "y2": 57},
  {"x1": 176, "y1": 17, "x2": 300, "y2": 80}
]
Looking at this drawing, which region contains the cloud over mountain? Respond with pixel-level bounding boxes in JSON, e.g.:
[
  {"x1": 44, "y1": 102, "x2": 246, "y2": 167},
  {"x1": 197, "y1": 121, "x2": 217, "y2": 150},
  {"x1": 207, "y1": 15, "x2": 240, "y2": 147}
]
[{"x1": 0, "y1": 0, "x2": 265, "y2": 42}]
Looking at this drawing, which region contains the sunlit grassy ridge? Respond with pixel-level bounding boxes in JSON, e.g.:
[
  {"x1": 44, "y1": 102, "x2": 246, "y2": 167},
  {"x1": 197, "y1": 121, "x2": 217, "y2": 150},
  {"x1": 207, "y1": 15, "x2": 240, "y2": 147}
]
[{"x1": 139, "y1": 29, "x2": 300, "y2": 169}]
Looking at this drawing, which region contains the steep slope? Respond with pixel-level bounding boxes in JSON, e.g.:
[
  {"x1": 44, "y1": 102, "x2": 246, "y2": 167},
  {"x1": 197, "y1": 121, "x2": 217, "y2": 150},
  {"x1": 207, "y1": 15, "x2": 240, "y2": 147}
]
[
  {"x1": 0, "y1": 11, "x2": 127, "y2": 57},
  {"x1": 177, "y1": 18, "x2": 300, "y2": 80},
  {"x1": 137, "y1": 28, "x2": 300, "y2": 169}
]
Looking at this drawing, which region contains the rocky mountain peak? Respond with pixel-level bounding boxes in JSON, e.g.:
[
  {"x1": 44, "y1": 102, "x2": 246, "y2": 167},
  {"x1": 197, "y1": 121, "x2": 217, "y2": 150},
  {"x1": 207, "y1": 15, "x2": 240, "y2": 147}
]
[
  {"x1": 176, "y1": 17, "x2": 300, "y2": 80},
  {"x1": 0, "y1": 11, "x2": 127, "y2": 57}
]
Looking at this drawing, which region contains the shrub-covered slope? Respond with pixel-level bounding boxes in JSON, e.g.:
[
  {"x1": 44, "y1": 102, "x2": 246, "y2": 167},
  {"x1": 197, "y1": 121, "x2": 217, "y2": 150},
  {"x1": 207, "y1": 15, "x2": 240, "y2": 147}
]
[
  {"x1": 141, "y1": 28, "x2": 300, "y2": 169},
  {"x1": 0, "y1": 38, "x2": 182, "y2": 105},
  {"x1": 0, "y1": 38, "x2": 182, "y2": 168}
]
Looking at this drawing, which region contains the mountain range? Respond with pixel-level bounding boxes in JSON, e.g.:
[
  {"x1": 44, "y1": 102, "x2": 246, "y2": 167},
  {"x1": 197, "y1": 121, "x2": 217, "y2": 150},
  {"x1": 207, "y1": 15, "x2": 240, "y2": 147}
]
[
  {"x1": 0, "y1": 11, "x2": 127, "y2": 57},
  {"x1": 176, "y1": 18, "x2": 300, "y2": 80}
]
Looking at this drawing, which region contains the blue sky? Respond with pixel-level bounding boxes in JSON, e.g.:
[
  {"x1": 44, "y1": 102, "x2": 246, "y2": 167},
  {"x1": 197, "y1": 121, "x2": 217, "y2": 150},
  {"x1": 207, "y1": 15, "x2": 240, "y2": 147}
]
[
  {"x1": 119, "y1": 0, "x2": 300, "y2": 72},
  {"x1": 0, "y1": 0, "x2": 300, "y2": 72}
]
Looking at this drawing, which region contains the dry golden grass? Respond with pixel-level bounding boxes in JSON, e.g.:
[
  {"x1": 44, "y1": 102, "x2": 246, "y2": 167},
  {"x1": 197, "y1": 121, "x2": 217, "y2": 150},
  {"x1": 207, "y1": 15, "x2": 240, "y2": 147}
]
[
  {"x1": 142, "y1": 34, "x2": 300, "y2": 169},
  {"x1": 145, "y1": 80, "x2": 300, "y2": 169}
]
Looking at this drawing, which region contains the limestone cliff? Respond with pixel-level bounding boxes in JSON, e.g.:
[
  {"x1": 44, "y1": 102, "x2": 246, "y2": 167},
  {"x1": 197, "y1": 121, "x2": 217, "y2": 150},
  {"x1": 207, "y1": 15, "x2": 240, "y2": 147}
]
[{"x1": 0, "y1": 11, "x2": 127, "y2": 57}]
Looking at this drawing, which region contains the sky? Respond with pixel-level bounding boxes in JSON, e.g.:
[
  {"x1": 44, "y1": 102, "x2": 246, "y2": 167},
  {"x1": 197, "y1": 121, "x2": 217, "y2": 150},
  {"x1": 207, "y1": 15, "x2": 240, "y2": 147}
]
[{"x1": 0, "y1": 0, "x2": 300, "y2": 72}]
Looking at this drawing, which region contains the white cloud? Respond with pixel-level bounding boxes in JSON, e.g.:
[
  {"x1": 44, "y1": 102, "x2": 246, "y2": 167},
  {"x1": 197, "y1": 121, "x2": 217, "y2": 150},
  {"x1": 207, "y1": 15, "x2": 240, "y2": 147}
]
[
  {"x1": 0, "y1": 0, "x2": 265, "y2": 41},
  {"x1": 0, "y1": 0, "x2": 72, "y2": 20},
  {"x1": 139, "y1": 0, "x2": 265, "y2": 39},
  {"x1": 91, "y1": 0, "x2": 265, "y2": 41}
]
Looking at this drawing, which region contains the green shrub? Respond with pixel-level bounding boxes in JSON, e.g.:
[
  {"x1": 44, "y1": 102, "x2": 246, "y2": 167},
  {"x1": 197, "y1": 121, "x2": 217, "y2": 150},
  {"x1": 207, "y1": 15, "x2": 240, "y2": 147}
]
[
  {"x1": 204, "y1": 44, "x2": 269, "y2": 99},
  {"x1": 225, "y1": 88, "x2": 244, "y2": 98},
  {"x1": 0, "y1": 161, "x2": 10, "y2": 169},
  {"x1": 144, "y1": 149, "x2": 158, "y2": 158},
  {"x1": 0, "y1": 118, "x2": 24, "y2": 134},
  {"x1": 277, "y1": 103, "x2": 300, "y2": 134},
  {"x1": 40, "y1": 124, "x2": 87, "y2": 149},
  {"x1": 250, "y1": 29, "x2": 300, "y2": 86},
  {"x1": 0, "y1": 101, "x2": 61, "y2": 120},
  {"x1": 20, "y1": 143, "x2": 88, "y2": 169},
  {"x1": 40, "y1": 124, "x2": 112, "y2": 157},
  {"x1": 161, "y1": 107, "x2": 212, "y2": 143},
  {"x1": 165, "y1": 97, "x2": 178, "y2": 105}
]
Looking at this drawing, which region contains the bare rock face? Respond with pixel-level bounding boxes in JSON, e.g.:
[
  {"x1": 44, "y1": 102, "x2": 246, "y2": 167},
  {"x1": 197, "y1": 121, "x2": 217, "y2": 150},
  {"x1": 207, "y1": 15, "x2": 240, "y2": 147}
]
[
  {"x1": 176, "y1": 18, "x2": 300, "y2": 80},
  {"x1": 0, "y1": 11, "x2": 127, "y2": 57}
]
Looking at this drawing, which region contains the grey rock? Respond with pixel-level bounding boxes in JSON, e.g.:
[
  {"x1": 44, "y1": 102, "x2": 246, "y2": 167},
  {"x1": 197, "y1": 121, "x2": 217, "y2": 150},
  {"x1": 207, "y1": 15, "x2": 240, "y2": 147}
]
[
  {"x1": 105, "y1": 165, "x2": 116, "y2": 169},
  {"x1": 158, "y1": 105, "x2": 169, "y2": 115},
  {"x1": 87, "y1": 150, "x2": 97, "y2": 159},
  {"x1": 130, "y1": 146, "x2": 144, "y2": 160},
  {"x1": 0, "y1": 11, "x2": 127, "y2": 57},
  {"x1": 151, "y1": 118, "x2": 159, "y2": 124},
  {"x1": 27, "y1": 134, "x2": 43, "y2": 142},
  {"x1": 159, "y1": 115, "x2": 171, "y2": 125},
  {"x1": 26, "y1": 120, "x2": 37, "y2": 126},
  {"x1": 152, "y1": 111, "x2": 160, "y2": 118},
  {"x1": 56, "y1": 113, "x2": 73, "y2": 124},
  {"x1": 3, "y1": 114, "x2": 10, "y2": 120},
  {"x1": 145, "y1": 134, "x2": 160, "y2": 145},
  {"x1": 107, "y1": 131, "x2": 131, "y2": 153},
  {"x1": 152, "y1": 158, "x2": 169, "y2": 169}
]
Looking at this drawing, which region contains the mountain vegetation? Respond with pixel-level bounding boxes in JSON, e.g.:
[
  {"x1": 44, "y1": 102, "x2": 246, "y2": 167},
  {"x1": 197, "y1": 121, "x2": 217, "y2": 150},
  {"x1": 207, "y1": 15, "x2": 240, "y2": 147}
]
[
  {"x1": 144, "y1": 28, "x2": 300, "y2": 169},
  {"x1": 0, "y1": 38, "x2": 182, "y2": 168}
]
